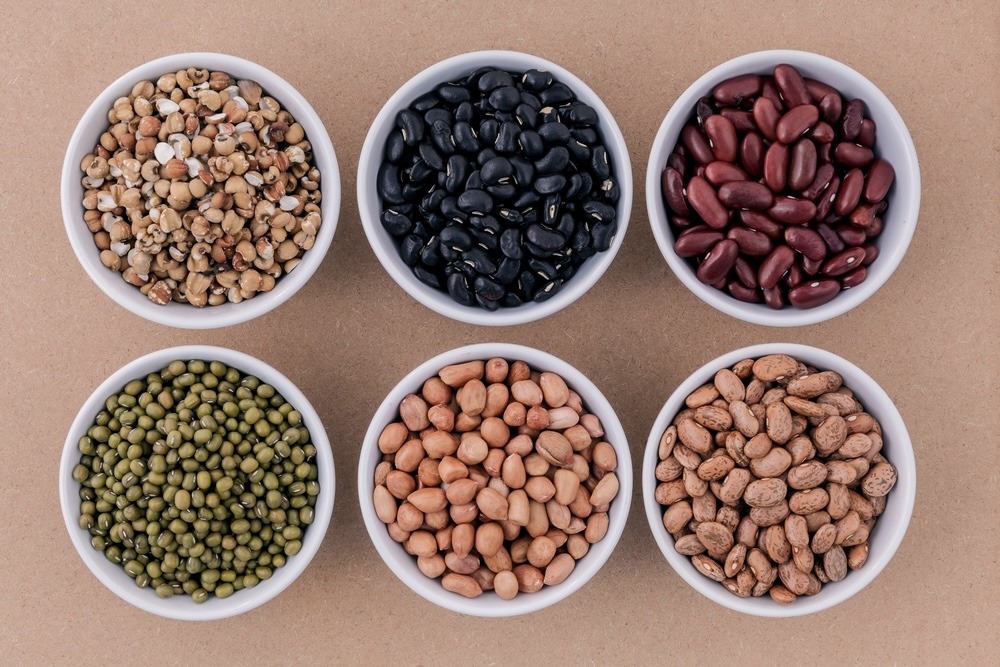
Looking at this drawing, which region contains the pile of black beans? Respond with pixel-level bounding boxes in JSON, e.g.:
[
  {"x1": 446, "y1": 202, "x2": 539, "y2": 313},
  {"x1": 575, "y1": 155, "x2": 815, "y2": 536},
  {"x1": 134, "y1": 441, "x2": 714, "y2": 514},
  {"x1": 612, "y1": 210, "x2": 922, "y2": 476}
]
[{"x1": 377, "y1": 67, "x2": 620, "y2": 311}]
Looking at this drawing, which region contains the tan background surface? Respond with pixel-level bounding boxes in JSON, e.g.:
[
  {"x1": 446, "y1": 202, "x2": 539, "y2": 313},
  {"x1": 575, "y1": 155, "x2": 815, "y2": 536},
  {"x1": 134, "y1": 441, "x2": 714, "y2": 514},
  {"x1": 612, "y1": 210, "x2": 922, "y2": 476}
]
[{"x1": 1, "y1": 0, "x2": 997, "y2": 664}]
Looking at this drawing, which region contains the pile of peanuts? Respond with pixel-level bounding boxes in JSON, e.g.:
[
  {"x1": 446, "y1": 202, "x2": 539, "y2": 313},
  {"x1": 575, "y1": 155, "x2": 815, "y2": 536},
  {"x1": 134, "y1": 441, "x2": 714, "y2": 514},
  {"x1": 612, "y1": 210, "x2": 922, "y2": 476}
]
[
  {"x1": 80, "y1": 67, "x2": 322, "y2": 306},
  {"x1": 655, "y1": 354, "x2": 896, "y2": 604},
  {"x1": 373, "y1": 358, "x2": 620, "y2": 599}
]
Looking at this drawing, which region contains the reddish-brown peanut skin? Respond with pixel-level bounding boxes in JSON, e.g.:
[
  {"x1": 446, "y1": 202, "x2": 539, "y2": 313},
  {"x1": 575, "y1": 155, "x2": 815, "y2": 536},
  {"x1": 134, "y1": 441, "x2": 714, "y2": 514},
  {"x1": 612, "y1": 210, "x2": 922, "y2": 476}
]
[
  {"x1": 687, "y1": 176, "x2": 730, "y2": 229},
  {"x1": 718, "y1": 181, "x2": 774, "y2": 211},
  {"x1": 674, "y1": 227, "x2": 724, "y2": 258},
  {"x1": 758, "y1": 245, "x2": 795, "y2": 289},
  {"x1": 696, "y1": 239, "x2": 739, "y2": 285},
  {"x1": 773, "y1": 64, "x2": 812, "y2": 107},
  {"x1": 864, "y1": 159, "x2": 895, "y2": 202},
  {"x1": 776, "y1": 105, "x2": 820, "y2": 144},
  {"x1": 705, "y1": 115, "x2": 738, "y2": 162},
  {"x1": 788, "y1": 279, "x2": 840, "y2": 308}
]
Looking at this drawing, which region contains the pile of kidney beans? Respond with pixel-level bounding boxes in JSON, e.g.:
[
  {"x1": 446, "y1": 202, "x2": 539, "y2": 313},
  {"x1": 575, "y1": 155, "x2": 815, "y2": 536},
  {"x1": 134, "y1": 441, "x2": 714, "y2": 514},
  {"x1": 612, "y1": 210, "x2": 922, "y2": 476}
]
[
  {"x1": 662, "y1": 63, "x2": 894, "y2": 309},
  {"x1": 378, "y1": 67, "x2": 620, "y2": 311}
]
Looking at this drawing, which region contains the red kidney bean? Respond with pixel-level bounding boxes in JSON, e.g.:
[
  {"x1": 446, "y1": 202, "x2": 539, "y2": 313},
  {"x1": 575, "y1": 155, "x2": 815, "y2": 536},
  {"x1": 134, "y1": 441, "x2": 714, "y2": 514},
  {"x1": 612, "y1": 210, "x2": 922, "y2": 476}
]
[
  {"x1": 802, "y1": 255, "x2": 824, "y2": 275},
  {"x1": 705, "y1": 161, "x2": 748, "y2": 185},
  {"x1": 817, "y1": 142, "x2": 832, "y2": 164},
  {"x1": 809, "y1": 122, "x2": 835, "y2": 144},
  {"x1": 822, "y1": 247, "x2": 866, "y2": 276},
  {"x1": 841, "y1": 266, "x2": 867, "y2": 288},
  {"x1": 682, "y1": 124, "x2": 715, "y2": 165},
  {"x1": 834, "y1": 224, "x2": 867, "y2": 246},
  {"x1": 785, "y1": 261, "x2": 805, "y2": 288},
  {"x1": 661, "y1": 167, "x2": 690, "y2": 216},
  {"x1": 686, "y1": 176, "x2": 730, "y2": 229},
  {"x1": 774, "y1": 64, "x2": 812, "y2": 107},
  {"x1": 763, "y1": 284, "x2": 786, "y2": 309},
  {"x1": 674, "y1": 226, "x2": 724, "y2": 257},
  {"x1": 740, "y1": 210, "x2": 784, "y2": 239},
  {"x1": 776, "y1": 104, "x2": 820, "y2": 144},
  {"x1": 712, "y1": 74, "x2": 762, "y2": 105},
  {"x1": 788, "y1": 279, "x2": 840, "y2": 308},
  {"x1": 815, "y1": 176, "x2": 840, "y2": 220},
  {"x1": 718, "y1": 181, "x2": 774, "y2": 210},
  {"x1": 667, "y1": 151, "x2": 687, "y2": 175},
  {"x1": 866, "y1": 217, "x2": 884, "y2": 238},
  {"x1": 785, "y1": 226, "x2": 827, "y2": 261},
  {"x1": 849, "y1": 203, "x2": 878, "y2": 228},
  {"x1": 728, "y1": 281, "x2": 762, "y2": 303},
  {"x1": 788, "y1": 139, "x2": 818, "y2": 191},
  {"x1": 769, "y1": 196, "x2": 816, "y2": 224},
  {"x1": 705, "y1": 115, "x2": 738, "y2": 162},
  {"x1": 752, "y1": 97, "x2": 780, "y2": 141},
  {"x1": 761, "y1": 78, "x2": 784, "y2": 111},
  {"x1": 728, "y1": 226, "x2": 773, "y2": 257},
  {"x1": 671, "y1": 216, "x2": 693, "y2": 228},
  {"x1": 858, "y1": 119, "x2": 877, "y2": 148},
  {"x1": 816, "y1": 222, "x2": 845, "y2": 254},
  {"x1": 720, "y1": 108, "x2": 757, "y2": 133},
  {"x1": 696, "y1": 239, "x2": 739, "y2": 284},
  {"x1": 841, "y1": 99, "x2": 866, "y2": 140},
  {"x1": 740, "y1": 133, "x2": 765, "y2": 178},
  {"x1": 801, "y1": 163, "x2": 835, "y2": 200},
  {"x1": 733, "y1": 255, "x2": 759, "y2": 288},
  {"x1": 696, "y1": 97, "x2": 715, "y2": 127},
  {"x1": 833, "y1": 168, "x2": 864, "y2": 216},
  {"x1": 864, "y1": 159, "x2": 895, "y2": 202},
  {"x1": 805, "y1": 78, "x2": 839, "y2": 103},
  {"x1": 764, "y1": 142, "x2": 788, "y2": 192},
  {"x1": 818, "y1": 92, "x2": 843, "y2": 124},
  {"x1": 861, "y1": 243, "x2": 879, "y2": 266},
  {"x1": 834, "y1": 142, "x2": 875, "y2": 168},
  {"x1": 758, "y1": 244, "x2": 795, "y2": 289}
]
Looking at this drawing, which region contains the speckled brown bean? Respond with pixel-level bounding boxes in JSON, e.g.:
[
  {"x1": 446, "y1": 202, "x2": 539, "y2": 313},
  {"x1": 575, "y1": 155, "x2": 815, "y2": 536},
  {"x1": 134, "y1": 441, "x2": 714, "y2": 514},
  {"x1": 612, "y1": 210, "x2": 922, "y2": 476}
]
[
  {"x1": 687, "y1": 176, "x2": 730, "y2": 229},
  {"x1": 705, "y1": 115, "x2": 738, "y2": 162}
]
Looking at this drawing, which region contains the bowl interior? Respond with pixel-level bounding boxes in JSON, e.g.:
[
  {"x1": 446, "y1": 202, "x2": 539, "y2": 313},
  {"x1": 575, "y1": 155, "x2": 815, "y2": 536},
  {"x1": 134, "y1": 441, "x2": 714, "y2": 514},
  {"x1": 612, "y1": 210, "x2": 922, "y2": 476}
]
[
  {"x1": 646, "y1": 50, "x2": 920, "y2": 327},
  {"x1": 60, "y1": 345, "x2": 335, "y2": 620},
  {"x1": 61, "y1": 52, "x2": 341, "y2": 329},
  {"x1": 642, "y1": 343, "x2": 915, "y2": 617},
  {"x1": 358, "y1": 342, "x2": 632, "y2": 616},
  {"x1": 358, "y1": 50, "x2": 632, "y2": 326}
]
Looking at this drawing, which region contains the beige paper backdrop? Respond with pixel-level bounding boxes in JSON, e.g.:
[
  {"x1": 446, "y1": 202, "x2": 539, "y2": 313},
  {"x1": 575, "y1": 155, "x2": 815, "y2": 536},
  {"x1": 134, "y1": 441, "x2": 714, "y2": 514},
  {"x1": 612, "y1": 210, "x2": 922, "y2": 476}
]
[{"x1": 1, "y1": 0, "x2": 997, "y2": 663}]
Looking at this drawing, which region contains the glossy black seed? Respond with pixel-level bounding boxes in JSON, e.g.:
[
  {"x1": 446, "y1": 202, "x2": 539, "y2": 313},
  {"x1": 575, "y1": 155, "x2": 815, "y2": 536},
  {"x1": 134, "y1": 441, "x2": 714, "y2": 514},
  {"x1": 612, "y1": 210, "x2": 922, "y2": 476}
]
[
  {"x1": 555, "y1": 213, "x2": 575, "y2": 239},
  {"x1": 465, "y1": 170, "x2": 483, "y2": 191},
  {"x1": 534, "y1": 174, "x2": 566, "y2": 195},
  {"x1": 539, "y1": 82, "x2": 574, "y2": 106},
  {"x1": 440, "y1": 197, "x2": 464, "y2": 221},
  {"x1": 600, "y1": 179, "x2": 620, "y2": 203},
  {"x1": 397, "y1": 109, "x2": 424, "y2": 145},
  {"x1": 424, "y1": 108, "x2": 452, "y2": 127},
  {"x1": 419, "y1": 236, "x2": 442, "y2": 266},
  {"x1": 589, "y1": 146, "x2": 610, "y2": 180},
  {"x1": 412, "y1": 91, "x2": 439, "y2": 112},
  {"x1": 381, "y1": 210, "x2": 412, "y2": 236},
  {"x1": 411, "y1": 220, "x2": 431, "y2": 240},
  {"x1": 514, "y1": 103, "x2": 538, "y2": 128},
  {"x1": 570, "y1": 224, "x2": 591, "y2": 251},
  {"x1": 526, "y1": 224, "x2": 565, "y2": 251},
  {"x1": 538, "y1": 122, "x2": 571, "y2": 145},
  {"x1": 476, "y1": 148, "x2": 498, "y2": 167},
  {"x1": 385, "y1": 131, "x2": 406, "y2": 163},
  {"x1": 495, "y1": 121, "x2": 520, "y2": 153},
  {"x1": 452, "y1": 121, "x2": 479, "y2": 153},
  {"x1": 413, "y1": 266, "x2": 441, "y2": 288},
  {"x1": 447, "y1": 273, "x2": 475, "y2": 306},
  {"x1": 445, "y1": 155, "x2": 470, "y2": 193},
  {"x1": 401, "y1": 182, "x2": 425, "y2": 204},
  {"x1": 542, "y1": 194, "x2": 561, "y2": 226},
  {"x1": 509, "y1": 157, "x2": 535, "y2": 186},
  {"x1": 440, "y1": 224, "x2": 473, "y2": 250},
  {"x1": 478, "y1": 69, "x2": 513, "y2": 92},
  {"x1": 431, "y1": 120, "x2": 455, "y2": 155},
  {"x1": 468, "y1": 227, "x2": 499, "y2": 252},
  {"x1": 582, "y1": 199, "x2": 615, "y2": 223},
  {"x1": 565, "y1": 103, "x2": 598, "y2": 126},
  {"x1": 518, "y1": 270, "x2": 538, "y2": 300},
  {"x1": 570, "y1": 127, "x2": 598, "y2": 145},
  {"x1": 590, "y1": 220, "x2": 616, "y2": 251},
  {"x1": 400, "y1": 234, "x2": 423, "y2": 266},
  {"x1": 489, "y1": 86, "x2": 521, "y2": 112},
  {"x1": 475, "y1": 293, "x2": 501, "y2": 310},
  {"x1": 517, "y1": 130, "x2": 543, "y2": 158},
  {"x1": 421, "y1": 190, "x2": 446, "y2": 215},
  {"x1": 474, "y1": 275, "x2": 505, "y2": 301},
  {"x1": 565, "y1": 174, "x2": 585, "y2": 200},
  {"x1": 535, "y1": 146, "x2": 570, "y2": 175},
  {"x1": 407, "y1": 159, "x2": 435, "y2": 184},
  {"x1": 486, "y1": 183, "x2": 517, "y2": 201},
  {"x1": 468, "y1": 214, "x2": 501, "y2": 234},
  {"x1": 418, "y1": 142, "x2": 444, "y2": 171},
  {"x1": 440, "y1": 244, "x2": 460, "y2": 262},
  {"x1": 377, "y1": 163, "x2": 404, "y2": 204},
  {"x1": 494, "y1": 256, "x2": 521, "y2": 285},
  {"x1": 463, "y1": 247, "x2": 497, "y2": 275},
  {"x1": 524, "y1": 241, "x2": 551, "y2": 258},
  {"x1": 514, "y1": 190, "x2": 540, "y2": 209},
  {"x1": 498, "y1": 209, "x2": 524, "y2": 226},
  {"x1": 457, "y1": 189, "x2": 493, "y2": 214},
  {"x1": 481, "y1": 157, "x2": 514, "y2": 185},
  {"x1": 528, "y1": 258, "x2": 557, "y2": 280},
  {"x1": 567, "y1": 140, "x2": 590, "y2": 162},
  {"x1": 438, "y1": 84, "x2": 470, "y2": 105},
  {"x1": 519, "y1": 91, "x2": 541, "y2": 110},
  {"x1": 455, "y1": 101, "x2": 474, "y2": 123},
  {"x1": 522, "y1": 69, "x2": 553, "y2": 91},
  {"x1": 479, "y1": 119, "x2": 499, "y2": 145},
  {"x1": 533, "y1": 278, "x2": 563, "y2": 302},
  {"x1": 501, "y1": 292, "x2": 523, "y2": 308},
  {"x1": 425, "y1": 213, "x2": 447, "y2": 233}
]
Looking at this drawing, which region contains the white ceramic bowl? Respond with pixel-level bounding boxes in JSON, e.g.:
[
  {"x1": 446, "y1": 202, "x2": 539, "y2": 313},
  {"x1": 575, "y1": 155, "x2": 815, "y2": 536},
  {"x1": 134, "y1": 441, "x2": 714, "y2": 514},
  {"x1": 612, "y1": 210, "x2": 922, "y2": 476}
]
[
  {"x1": 62, "y1": 53, "x2": 341, "y2": 329},
  {"x1": 358, "y1": 343, "x2": 632, "y2": 616},
  {"x1": 60, "y1": 345, "x2": 335, "y2": 620},
  {"x1": 646, "y1": 50, "x2": 920, "y2": 327},
  {"x1": 643, "y1": 343, "x2": 915, "y2": 617},
  {"x1": 358, "y1": 50, "x2": 632, "y2": 326}
]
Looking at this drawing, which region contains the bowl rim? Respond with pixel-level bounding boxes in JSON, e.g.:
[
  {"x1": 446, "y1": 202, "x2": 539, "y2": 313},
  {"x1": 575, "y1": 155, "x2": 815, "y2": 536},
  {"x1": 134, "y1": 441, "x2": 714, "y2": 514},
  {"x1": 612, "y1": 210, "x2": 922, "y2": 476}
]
[
  {"x1": 357, "y1": 49, "x2": 633, "y2": 327},
  {"x1": 645, "y1": 49, "x2": 921, "y2": 327},
  {"x1": 642, "y1": 342, "x2": 916, "y2": 617},
  {"x1": 61, "y1": 51, "x2": 341, "y2": 330},
  {"x1": 59, "y1": 344, "x2": 335, "y2": 620},
  {"x1": 357, "y1": 342, "x2": 632, "y2": 616}
]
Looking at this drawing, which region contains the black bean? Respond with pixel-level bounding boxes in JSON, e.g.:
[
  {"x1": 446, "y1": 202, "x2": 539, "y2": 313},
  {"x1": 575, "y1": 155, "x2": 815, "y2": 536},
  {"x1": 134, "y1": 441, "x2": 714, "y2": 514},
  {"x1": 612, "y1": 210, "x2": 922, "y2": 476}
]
[
  {"x1": 565, "y1": 103, "x2": 598, "y2": 126},
  {"x1": 599, "y1": 178, "x2": 619, "y2": 202},
  {"x1": 440, "y1": 244, "x2": 460, "y2": 262},
  {"x1": 413, "y1": 266, "x2": 441, "y2": 288},
  {"x1": 455, "y1": 101, "x2": 474, "y2": 123},
  {"x1": 469, "y1": 214, "x2": 501, "y2": 235},
  {"x1": 564, "y1": 174, "x2": 585, "y2": 200},
  {"x1": 524, "y1": 241, "x2": 552, "y2": 258},
  {"x1": 385, "y1": 131, "x2": 406, "y2": 163},
  {"x1": 514, "y1": 103, "x2": 538, "y2": 128},
  {"x1": 424, "y1": 108, "x2": 452, "y2": 127},
  {"x1": 401, "y1": 182, "x2": 424, "y2": 203},
  {"x1": 479, "y1": 119, "x2": 499, "y2": 145},
  {"x1": 514, "y1": 191, "x2": 540, "y2": 209},
  {"x1": 590, "y1": 220, "x2": 616, "y2": 251},
  {"x1": 534, "y1": 174, "x2": 566, "y2": 195},
  {"x1": 440, "y1": 196, "x2": 464, "y2": 221},
  {"x1": 509, "y1": 157, "x2": 535, "y2": 187},
  {"x1": 421, "y1": 190, "x2": 446, "y2": 215},
  {"x1": 528, "y1": 258, "x2": 557, "y2": 280},
  {"x1": 397, "y1": 109, "x2": 424, "y2": 145},
  {"x1": 486, "y1": 183, "x2": 518, "y2": 201},
  {"x1": 555, "y1": 213, "x2": 575, "y2": 239},
  {"x1": 539, "y1": 82, "x2": 574, "y2": 106},
  {"x1": 411, "y1": 220, "x2": 431, "y2": 239},
  {"x1": 440, "y1": 224, "x2": 473, "y2": 250},
  {"x1": 481, "y1": 156, "x2": 514, "y2": 185},
  {"x1": 535, "y1": 146, "x2": 570, "y2": 175},
  {"x1": 567, "y1": 140, "x2": 590, "y2": 162},
  {"x1": 538, "y1": 122, "x2": 571, "y2": 144},
  {"x1": 494, "y1": 110, "x2": 515, "y2": 124},
  {"x1": 425, "y1": 213, "x2": 446, "y2": 233},
  {"x1": 494, "y1": 256, "x2": 520, "y2": 285},
  {"x1": 518, "y1": 130, "x2": 544, "y2": 158},
  {"x1": 465, "y1": 170, "x2": 483, "y2": 191},
  {"x1": 381, "y1": 209, "x2": 412, "y2": 236},
  {"x1": 457, "y1": 189, "x2": 493, "y2": 214},
  {"x1": 502, "y1": 292, "x2": 523, "y2": 308},
  {"x1": 495, "y1": 121, "x2": 520, "y2": 153},
  {"x1": 589, "y1": 146, "x2": 611, "y2": 180},
  {"x1": 412, "y1": 91, "x2": 439, "y2": 112},
  {"x1": 474, "y1": 275, "x2": 505, "y2": 301},
  {"x1": 416, "y1": 143, "x2": 443, "y2": 172},
  {"x1": 400, "y1": 234, "x2": 423, "y2": 266},
  {"x1": 478, "y1": 69, "x2": 513, "y2": 92},
  {"x1": 522, "y1": 69, "x2": 553, "y2": 91},
  {"x1": 430, "y1": 119, "x2": 455, "y2": 155},
  {"x1": 582, "y1": 199, "x2": 615, "y2": 223},
  {"x1": 447, "y1": 272, "x2": 475, "y2": 306},
  {"x1": 445, "y1": 155, "x2": 470, "y2": 193},
  {"x1": 377, "y1": 163, "x2": 404, "y2": 204},
  {"x1": 438, "y1": 84, "x2": 470, "y2": 105},
  {"x1": 489, "y1": 86, "x2": 521, "y2": 112},
  {"x1": 518, "y1": 270, "x2": 539, "y2": 299},
  {"x1": 570, "y1": 224, "x2": 590, "y2": 251},
  {"x1": 519, "y1": 91, "x2": 541, "y2": 109},
  {"x1": 463, "y1": 247, "x2": 497, "y2": 275},
  {"x1": 533, "y1": 278, "x2": 563, "y2": 302},
  {"x1": 452, "y1": 122, "x2": 479, "y2": 154},
  {"x1": 407, "y1": 158, "x2": 435, "y2": 184},
  {"x1": 542, "y1": 194, "x2": 561, "y2": 226},
  {"x1": 468, "y1": 227, "x2": 499, "y2": 252},
  {"x1": 419, "y1": 236, "x2": 442, "y2": 266},
  {"x1": 475, "y1": 293, "x2": 501, "y2": 311},
  {"x1": 526, "y1": 224, "x2": 565, "y2": 251},
  {"x1": 570, "y1": 127, "x2": 598, "y2": 144}
]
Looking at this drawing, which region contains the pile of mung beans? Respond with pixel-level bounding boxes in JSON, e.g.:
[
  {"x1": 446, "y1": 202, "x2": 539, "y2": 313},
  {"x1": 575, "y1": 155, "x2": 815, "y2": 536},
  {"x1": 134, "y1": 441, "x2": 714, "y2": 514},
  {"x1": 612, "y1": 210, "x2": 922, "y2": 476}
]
[{"x1": 73, "y1": 359, "x2": 320, "y2": 602}]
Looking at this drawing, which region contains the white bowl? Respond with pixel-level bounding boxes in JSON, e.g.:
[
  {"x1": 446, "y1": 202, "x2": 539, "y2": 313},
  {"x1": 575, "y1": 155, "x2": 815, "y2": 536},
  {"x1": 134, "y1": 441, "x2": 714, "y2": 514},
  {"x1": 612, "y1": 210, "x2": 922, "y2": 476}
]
[
  {"x1": 60, "y1": 345, "x2": 335, "y2": 620},
  {"x1": 358, "y1": 50, "x2": 632, "y2": 326},
  {"x1": 358, "y1": 343, "x2": 632, "y2": 616},
  {"x1": 646, "y1": 50, "x2": 920, "y2": 327},
  {"x1": 642, "y1": 343, "x2": 916, "y2": 617},
  {"x1": 62, "y1": 53, "x2": 341, "y2": 329}
]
